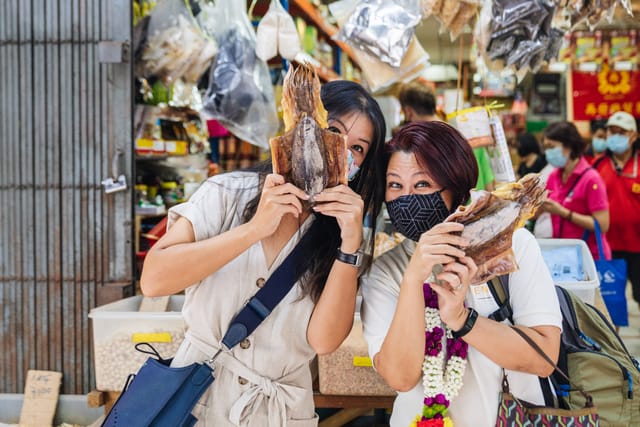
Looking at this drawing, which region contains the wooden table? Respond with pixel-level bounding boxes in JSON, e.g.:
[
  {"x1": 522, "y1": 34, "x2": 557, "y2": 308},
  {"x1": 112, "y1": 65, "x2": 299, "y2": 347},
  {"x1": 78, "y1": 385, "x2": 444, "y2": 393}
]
[
  {"x1": 88, "y1": 390, "x2": 395, "y2": 426},
  {"x1": 313, "y1": 392, "x2": 395, "y2": 427}
]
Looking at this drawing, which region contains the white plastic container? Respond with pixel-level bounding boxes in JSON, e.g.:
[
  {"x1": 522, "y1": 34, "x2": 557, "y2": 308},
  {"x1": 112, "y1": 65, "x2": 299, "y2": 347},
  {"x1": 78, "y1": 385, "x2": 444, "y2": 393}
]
[
  {"x1": 89, "y1": 295, "x2": 185, "y2": 391},
  {"x1": 537, "y1": 238, "x2": 600, "y2": 304}
]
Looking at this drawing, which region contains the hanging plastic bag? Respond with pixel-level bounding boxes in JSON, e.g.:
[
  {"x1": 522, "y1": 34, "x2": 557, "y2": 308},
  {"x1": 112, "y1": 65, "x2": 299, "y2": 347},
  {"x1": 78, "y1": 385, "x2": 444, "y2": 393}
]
[
  {"x1": 255, "y1": 0, "x2": 301, "y2": 61},
  {"x1": 201, "y1": 0, "x2": 279, "y2": 149},
  {"x1": 335, "y1": 0, "x2": 422, "y2": 67},
  {"x1": 138, "y1": 0, "x2": 217, "y2": 84},
  {"x1": 329, "y1": 0, "x2": 430, "y2": 92}
]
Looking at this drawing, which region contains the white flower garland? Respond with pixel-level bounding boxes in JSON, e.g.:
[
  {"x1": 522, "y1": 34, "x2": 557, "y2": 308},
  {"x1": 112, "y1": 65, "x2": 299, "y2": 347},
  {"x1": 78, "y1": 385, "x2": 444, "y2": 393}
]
[{"x1": 421, "y1": 307, "x2": 468, "y2": 401}]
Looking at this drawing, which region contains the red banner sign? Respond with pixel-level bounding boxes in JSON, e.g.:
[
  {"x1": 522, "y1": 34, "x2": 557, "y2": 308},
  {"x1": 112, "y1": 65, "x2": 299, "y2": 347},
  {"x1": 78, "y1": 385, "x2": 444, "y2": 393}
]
[{"x1": 572, "y1": 64, "x2": 640, "y2": 121}]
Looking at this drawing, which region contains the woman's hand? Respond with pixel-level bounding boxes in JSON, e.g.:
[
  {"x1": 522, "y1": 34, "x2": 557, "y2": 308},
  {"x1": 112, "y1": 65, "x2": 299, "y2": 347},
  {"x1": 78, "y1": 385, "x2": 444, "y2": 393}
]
[
  {"x1": 404, "y1": 222, "x2": 469, "y2": 286},
  {"x1": 249, "y1": 174, "x2": 309, "y2": 239},
  {"x1": 429, "y1": 256, "x2": 478, "y2": 331},
  {"x1": 312, "y1": 184, "x2": 364, "y2": 252},
  {"x1": 541, "y1": 199, "x2": 567, "y2": 217}
]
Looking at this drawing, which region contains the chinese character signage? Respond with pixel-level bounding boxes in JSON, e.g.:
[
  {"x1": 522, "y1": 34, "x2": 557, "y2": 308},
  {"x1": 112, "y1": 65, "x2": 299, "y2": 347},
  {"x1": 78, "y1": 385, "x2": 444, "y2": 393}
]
[{"x1": 572, "y1": 64, "x2": 640, "y2": 121}]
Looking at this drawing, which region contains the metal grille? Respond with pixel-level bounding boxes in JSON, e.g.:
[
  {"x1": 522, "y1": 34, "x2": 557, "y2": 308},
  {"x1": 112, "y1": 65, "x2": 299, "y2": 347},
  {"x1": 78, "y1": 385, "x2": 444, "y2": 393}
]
[{"x1": 0, "y1": 0, "x2": 133, "y2": 394}]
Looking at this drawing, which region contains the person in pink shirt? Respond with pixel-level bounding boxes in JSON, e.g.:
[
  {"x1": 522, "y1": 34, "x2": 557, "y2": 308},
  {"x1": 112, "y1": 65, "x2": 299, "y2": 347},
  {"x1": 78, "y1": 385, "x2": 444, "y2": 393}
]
[{"x1": 539, "y1": 121, "x2": 611, "y2": 260}]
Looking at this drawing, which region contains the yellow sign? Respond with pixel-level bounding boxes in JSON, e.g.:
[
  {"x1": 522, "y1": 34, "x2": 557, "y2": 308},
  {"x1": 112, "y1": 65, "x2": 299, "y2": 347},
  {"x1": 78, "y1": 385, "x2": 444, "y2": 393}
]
[
  {"x1": 132, "y1": 332, "x2": 172, "y2": 343},
  {"x1": 353, "y1": 356, "x2": 373, "y2": 367}
]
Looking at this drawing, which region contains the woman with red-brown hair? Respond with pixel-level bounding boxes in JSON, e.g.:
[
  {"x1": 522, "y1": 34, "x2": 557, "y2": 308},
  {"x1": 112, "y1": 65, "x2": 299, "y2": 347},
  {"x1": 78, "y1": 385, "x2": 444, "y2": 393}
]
[{"x1": 360, "y1": 121, "x2": 561, "y2": 427}]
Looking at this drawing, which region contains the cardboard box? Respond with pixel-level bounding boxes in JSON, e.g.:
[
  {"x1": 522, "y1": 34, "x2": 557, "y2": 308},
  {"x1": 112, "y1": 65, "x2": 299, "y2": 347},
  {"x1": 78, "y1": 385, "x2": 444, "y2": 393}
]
[{"x1": 88, "y1": 295, "x2": 185, "y2": 391}]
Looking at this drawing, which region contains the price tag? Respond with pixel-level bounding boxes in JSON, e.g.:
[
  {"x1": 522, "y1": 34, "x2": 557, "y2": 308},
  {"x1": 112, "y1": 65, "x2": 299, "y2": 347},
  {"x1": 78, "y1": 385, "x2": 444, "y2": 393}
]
[
  {"x1": 353, "y1": 356, "x2": 373, "y2": 367},
  {"x1": 19, "y1": 370, "x2": 62, "y2": 426}
]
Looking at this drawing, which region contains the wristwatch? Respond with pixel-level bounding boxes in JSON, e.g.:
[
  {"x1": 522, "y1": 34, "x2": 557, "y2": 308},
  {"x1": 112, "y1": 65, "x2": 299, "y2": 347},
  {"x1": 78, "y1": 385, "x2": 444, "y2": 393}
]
[
  {"x1": 336, "y1": 248, "x2": 363, "y2": 267},
  {"x1": 451, "y1": 308, "x2": 479, "y2": 339}
]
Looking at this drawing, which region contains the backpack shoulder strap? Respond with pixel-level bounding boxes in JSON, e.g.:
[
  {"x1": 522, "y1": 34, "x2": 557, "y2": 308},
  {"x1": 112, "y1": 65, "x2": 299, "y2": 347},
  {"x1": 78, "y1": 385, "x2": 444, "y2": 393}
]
[{"x1": 487, "y1": 274, "x2": 513, "y2": 324}]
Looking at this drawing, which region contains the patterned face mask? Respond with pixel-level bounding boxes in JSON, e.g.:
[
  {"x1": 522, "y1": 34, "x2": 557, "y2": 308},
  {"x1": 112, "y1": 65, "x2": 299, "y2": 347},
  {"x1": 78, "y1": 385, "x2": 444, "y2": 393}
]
[{"x1": 385, "y1": 190, "x2": 449, "y2": 242}]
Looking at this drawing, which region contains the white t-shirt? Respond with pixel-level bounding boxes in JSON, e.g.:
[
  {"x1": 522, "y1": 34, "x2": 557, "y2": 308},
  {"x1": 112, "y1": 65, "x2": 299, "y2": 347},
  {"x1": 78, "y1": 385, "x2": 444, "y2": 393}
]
[{"x1": 361, "y1": 228, "x2": 562, "y2": 427}]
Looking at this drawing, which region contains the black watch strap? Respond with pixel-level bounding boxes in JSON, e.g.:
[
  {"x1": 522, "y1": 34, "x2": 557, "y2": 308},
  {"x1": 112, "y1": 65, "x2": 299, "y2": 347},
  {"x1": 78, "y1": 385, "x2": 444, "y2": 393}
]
[
  {"x1": 336, "y1": 248, "x2": 362, "y2": 267},
  {"x1": 451, "y1": 308, "x2": 478, "y2": 339}
]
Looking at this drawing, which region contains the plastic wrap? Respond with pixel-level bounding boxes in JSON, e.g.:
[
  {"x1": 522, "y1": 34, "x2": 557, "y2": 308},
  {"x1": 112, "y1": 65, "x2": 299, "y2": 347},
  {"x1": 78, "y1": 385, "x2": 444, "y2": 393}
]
[
  {"x1": 486, "y1": 116, "x2": 516, "y2": 183},
  {"x1": 476, "y1": 0, "x2": 563, "y2": 74},
  {"x1": 335, "y1": 0, "x2": 422, "y2": 67},
  {"x1": 446, "y1": 107, "x2": 494, "y2": 148},
  {"x1": 139, "y1": 0, "x2": 217, "y2": 84},
  {"x1": 255, "y1": 0, "x2": 301, "y2": 61},
  {"x1": 329, "y1": 0, "x2": 430, "y2": 92},
  {"x1": 201, "y1": 0, "x2": 278, "y2": 149},
  {"x1": 556, "y1": 0, "x2": 633, "y2": 30},
  {"x1": 421, "y1": 0, "x2": 482, "y2": 41},
  {"x1": 445, "y1": 174, "x2": 546, "y2": 283}
]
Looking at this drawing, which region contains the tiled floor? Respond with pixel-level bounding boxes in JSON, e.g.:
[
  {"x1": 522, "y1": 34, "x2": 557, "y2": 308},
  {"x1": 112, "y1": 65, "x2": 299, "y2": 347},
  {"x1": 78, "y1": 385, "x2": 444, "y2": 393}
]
[{"x1": 617, "y1": 285, "x2": 640, "y2": 357}]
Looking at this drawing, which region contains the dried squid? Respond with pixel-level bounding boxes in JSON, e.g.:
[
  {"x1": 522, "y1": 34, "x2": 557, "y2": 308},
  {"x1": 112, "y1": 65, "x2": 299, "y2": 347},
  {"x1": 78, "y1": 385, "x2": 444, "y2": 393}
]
[
  {"x1": 445, "y1": 173, "x2": 547, "y2": 283},
  {"x1": 269, "y1": 63, "x2": 348, "y2": 200}
]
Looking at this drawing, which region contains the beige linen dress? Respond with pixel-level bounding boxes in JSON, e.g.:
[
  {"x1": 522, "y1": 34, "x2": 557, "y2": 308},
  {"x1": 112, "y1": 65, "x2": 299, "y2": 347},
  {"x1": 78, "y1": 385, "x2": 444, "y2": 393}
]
[{"x1": 168, "y1": 171, "x2": 319, "y2": 426}]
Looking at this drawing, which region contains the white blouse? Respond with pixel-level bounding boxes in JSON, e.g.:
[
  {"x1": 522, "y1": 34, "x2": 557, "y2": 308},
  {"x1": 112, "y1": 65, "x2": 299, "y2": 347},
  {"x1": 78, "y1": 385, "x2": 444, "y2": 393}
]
[{"x1": 168, "y1": 171, "x2": 318, "y2": 427}]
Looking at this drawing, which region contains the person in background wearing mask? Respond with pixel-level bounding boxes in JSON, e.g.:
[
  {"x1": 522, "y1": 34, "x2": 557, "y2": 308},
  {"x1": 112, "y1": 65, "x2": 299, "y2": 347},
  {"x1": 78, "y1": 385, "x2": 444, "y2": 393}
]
[
  {"x1": 540, "y1": 121, "x2": 611, "y2": 261},
  {"x1": 593, "y1": 111, "x2": 640, "y2": 308},
  {"x1": 360, "y1": 121, "x2": 561, "y2": 427},
  {"x1": 516, "y1": 132, "x2": 547, "y2": 179},
  {"x1": 585, "y1": 120, "x2": 608, "y2": 164}
]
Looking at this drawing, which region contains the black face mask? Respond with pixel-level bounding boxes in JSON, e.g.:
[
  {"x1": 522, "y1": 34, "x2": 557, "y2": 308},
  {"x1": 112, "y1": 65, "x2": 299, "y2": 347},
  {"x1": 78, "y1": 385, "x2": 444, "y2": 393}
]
[{"x1": 385, "y1": 191, "x2": 450, "y2": 242}]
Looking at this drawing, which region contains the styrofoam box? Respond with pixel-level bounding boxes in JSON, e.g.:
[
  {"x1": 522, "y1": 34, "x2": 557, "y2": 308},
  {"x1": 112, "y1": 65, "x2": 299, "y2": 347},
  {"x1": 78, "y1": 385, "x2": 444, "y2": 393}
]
[
  {"x1": 0, "y1": 393, "x2": 103, "y2": 425},
  {"x1": 537, "y1": 238, "x2": 599, "y2": 305},
  {"x1": 89, "y1": 295, "x2": 185, "y2": 391}
]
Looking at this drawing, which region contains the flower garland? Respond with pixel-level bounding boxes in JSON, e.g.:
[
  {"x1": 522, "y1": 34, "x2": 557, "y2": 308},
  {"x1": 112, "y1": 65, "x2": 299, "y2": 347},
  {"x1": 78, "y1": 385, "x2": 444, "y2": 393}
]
[{"x1": 409, "y1": 282, "x2": 469, "y2": 427}]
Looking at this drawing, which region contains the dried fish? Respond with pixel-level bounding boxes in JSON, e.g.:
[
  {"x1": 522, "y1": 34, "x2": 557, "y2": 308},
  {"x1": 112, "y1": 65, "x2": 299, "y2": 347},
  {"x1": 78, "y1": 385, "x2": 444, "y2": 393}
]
[
  {"x1": 446, "y1": 173, "x2": 547, "y2": 283},
  {"x1": 270, "y1": 63, "x2": 348, "y2": 200}
]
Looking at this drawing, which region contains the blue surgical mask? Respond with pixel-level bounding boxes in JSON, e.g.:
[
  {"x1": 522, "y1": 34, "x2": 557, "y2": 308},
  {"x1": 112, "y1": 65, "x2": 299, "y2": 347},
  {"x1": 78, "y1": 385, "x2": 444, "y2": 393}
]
[
  {"x1": 545, "y1": 146, "x2": 568, "y2": 168},
  {"x1": 592, "y1": 137, "x2": 607, "y2": 153},
  {"x1": 607, "y1": 134, "x2": 630, "y2": 154},
  {"x1": 347, "y1": 150, "x2": 360, "y2": 181}
]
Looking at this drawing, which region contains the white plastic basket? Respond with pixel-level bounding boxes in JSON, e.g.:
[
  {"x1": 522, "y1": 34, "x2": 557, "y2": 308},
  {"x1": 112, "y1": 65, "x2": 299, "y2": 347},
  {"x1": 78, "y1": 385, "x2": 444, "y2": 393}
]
[
  {"x1": 89, "y1": 295, "x2": 185, "y2": 391},
  {"x1": 537, "y1": 238, "x2": 600, "y2": 305}
]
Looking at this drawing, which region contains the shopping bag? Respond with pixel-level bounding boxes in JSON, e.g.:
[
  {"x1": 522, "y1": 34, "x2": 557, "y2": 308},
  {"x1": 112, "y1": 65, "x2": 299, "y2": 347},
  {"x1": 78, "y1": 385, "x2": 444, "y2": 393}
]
[
  {"x1": 496, "y1": 391, "x2": 599, "y2": 426},
  {"x1": 102, "y1": 343, "x2": 214, "y2": 427},
  {"x1": 496, "y1": 327, "x2": 600, "y2": 427},
  {"x1": 583, "y1": 220, "x2": 628, "y2": 327}
]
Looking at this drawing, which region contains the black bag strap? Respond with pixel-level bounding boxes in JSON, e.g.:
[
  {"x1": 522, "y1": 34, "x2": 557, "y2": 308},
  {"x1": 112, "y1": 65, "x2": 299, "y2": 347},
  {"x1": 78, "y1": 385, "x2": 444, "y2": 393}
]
[
  {"x1": 487, "y1": 274, "x2": 557, "y2": 406},
  {"x1": 488, "y1": 275, "x2": 513, "y2": 323},
  {"x1": 221, "y1": 222, "x2": 320, "y2": 350},
  {"x1": 510, "y1": 326, "x2": 595, "y2": 408}
]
